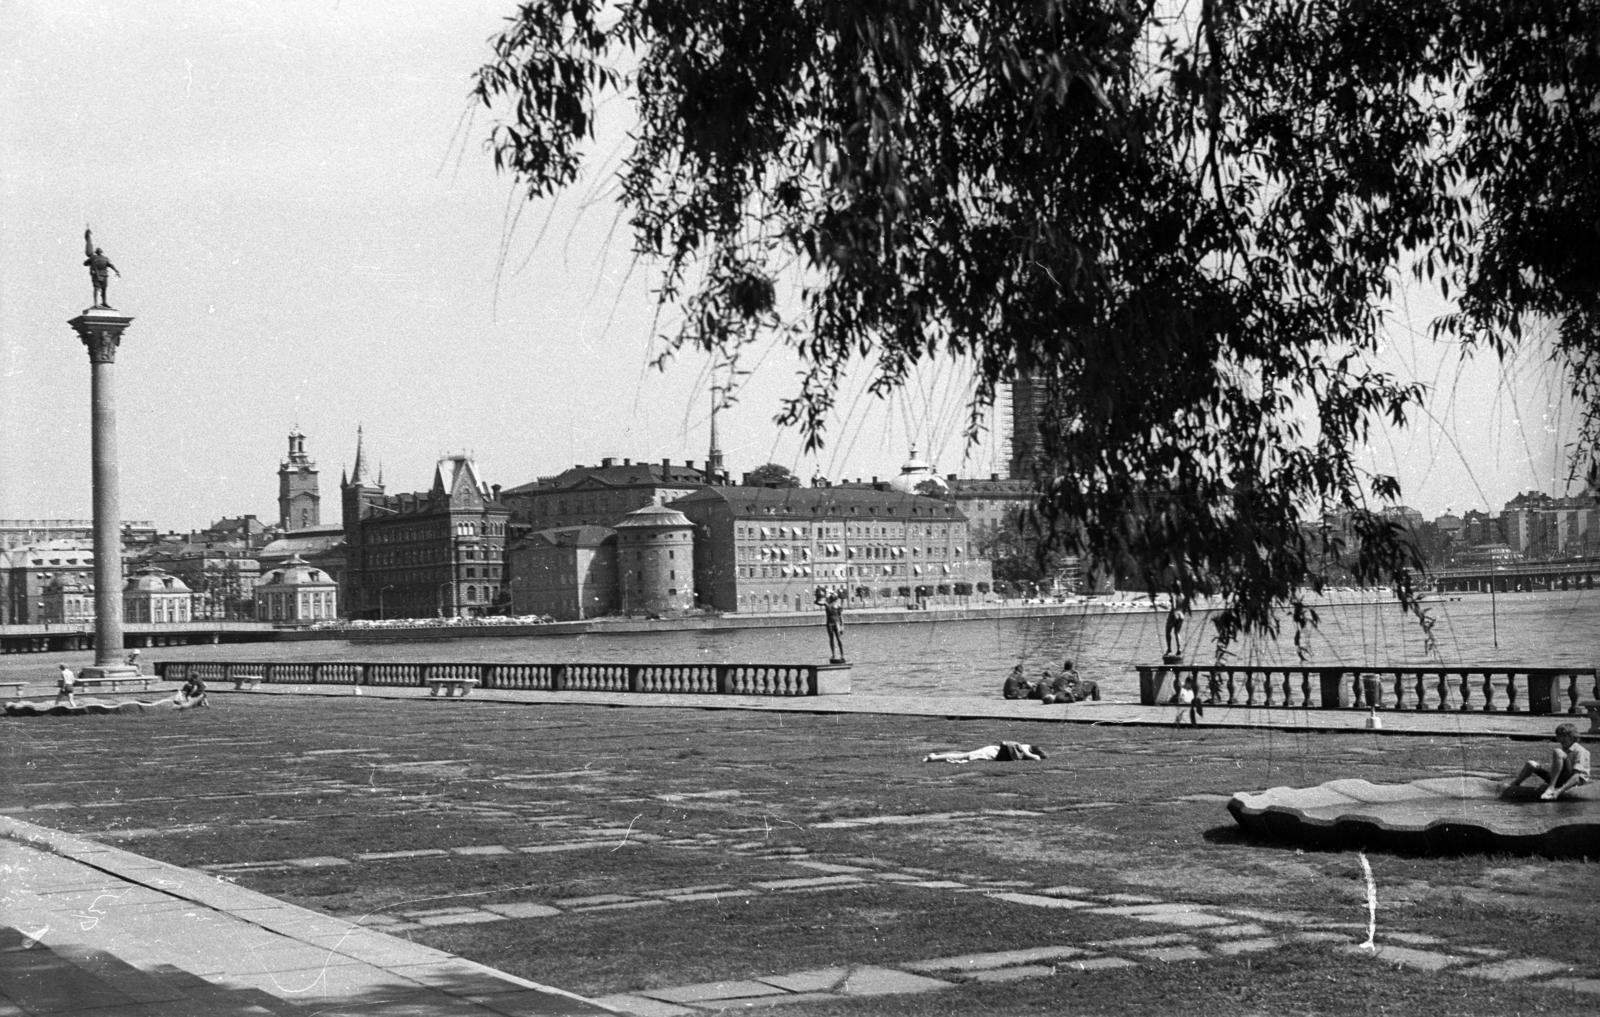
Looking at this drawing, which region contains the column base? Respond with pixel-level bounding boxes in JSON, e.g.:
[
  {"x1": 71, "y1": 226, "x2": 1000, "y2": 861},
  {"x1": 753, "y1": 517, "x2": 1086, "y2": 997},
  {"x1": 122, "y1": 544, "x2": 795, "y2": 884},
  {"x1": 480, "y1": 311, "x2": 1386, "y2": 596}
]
[{"x1": 79, "y1": 664, "x2": 142, "y2": 682}]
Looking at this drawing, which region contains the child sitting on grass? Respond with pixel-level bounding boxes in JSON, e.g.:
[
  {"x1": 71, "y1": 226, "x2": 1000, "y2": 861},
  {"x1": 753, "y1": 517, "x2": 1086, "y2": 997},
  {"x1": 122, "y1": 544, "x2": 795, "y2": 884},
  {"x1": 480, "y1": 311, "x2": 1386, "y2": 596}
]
[{"x1": 1508, "y1": 723, "x2": 1590, "y2": 800}]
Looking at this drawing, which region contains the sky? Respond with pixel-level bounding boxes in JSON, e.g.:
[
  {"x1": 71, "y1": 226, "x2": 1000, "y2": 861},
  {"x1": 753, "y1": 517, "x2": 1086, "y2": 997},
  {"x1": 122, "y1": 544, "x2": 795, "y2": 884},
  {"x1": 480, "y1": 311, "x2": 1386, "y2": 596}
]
[{"x1": 0, "y1": 0, "x2": 1580, "y2": 533}]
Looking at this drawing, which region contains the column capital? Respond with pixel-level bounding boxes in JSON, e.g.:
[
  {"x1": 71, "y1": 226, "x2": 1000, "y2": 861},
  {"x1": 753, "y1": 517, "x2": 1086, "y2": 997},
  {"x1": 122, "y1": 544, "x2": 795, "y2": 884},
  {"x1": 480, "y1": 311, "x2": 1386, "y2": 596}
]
[{"x1": 68, "y1": 308, "x2": 135, "y2": 364}]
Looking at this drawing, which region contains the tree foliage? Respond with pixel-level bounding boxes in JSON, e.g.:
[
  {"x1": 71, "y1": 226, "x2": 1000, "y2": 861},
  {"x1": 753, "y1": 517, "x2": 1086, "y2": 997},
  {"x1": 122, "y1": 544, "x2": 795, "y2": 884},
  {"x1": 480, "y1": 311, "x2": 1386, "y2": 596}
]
[
  {"x1": 745, "y1": 462, "x2": 802, "y2": 487},
  {"x1": 475, "y1": 0, "x2": 1600, "y2": 651}
]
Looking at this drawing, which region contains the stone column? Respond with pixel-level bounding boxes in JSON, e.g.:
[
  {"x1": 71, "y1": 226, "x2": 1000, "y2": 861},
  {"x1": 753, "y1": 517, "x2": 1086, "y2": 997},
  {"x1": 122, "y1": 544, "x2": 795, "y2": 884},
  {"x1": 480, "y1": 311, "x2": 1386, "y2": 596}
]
[{"x1": 68, "y1": 307, "x2": 140, "y2": 681}]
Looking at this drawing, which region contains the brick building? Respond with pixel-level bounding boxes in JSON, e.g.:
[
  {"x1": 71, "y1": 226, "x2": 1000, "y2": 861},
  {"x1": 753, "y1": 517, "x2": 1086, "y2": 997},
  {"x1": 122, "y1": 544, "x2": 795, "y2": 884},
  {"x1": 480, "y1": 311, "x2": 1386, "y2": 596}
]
[{"x1": 341, "y1": 442, "x2": 511, "y2": 619}]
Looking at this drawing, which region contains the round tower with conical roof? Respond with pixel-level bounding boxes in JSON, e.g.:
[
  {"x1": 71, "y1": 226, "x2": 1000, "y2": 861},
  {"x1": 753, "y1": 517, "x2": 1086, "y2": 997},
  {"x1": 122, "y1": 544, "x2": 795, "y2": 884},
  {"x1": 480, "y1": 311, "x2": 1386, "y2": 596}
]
[{"x1": 615, "y1": 503, "x2": 696, "y2": 615}]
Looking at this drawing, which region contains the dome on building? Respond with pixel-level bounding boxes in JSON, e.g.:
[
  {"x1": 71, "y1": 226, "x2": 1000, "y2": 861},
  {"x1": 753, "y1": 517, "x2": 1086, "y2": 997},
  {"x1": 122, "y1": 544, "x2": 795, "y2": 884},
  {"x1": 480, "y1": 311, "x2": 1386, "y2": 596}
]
[
  {"x1": 44, "y1": 575, "x2": 89, "y2": 593},
  {"x1": 123, "y1": 565, "x2": 190, "y2": 593},
  {"x1": 614, "y1": 503, "x2": 695, "y2": 529},
  {"x1": 888, "y1": 448, "x2": 946, "y2": 495},
  {"x1": 261, "y1": 554, "x2": 331, "y2": 586}
]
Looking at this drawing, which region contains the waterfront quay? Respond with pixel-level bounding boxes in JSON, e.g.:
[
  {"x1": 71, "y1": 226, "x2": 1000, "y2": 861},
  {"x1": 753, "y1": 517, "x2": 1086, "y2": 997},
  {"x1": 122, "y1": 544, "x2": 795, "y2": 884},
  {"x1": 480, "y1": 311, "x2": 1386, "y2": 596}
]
[{"x1": 0, "y1": 620, "x2": 275, "y2": 653}]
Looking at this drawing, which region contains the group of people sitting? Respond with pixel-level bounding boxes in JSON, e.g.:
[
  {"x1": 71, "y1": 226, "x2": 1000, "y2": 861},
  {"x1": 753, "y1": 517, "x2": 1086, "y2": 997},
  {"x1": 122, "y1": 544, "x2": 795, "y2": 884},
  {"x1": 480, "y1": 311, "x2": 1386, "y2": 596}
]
[{"x1": 1001, "y1": 659, "x2": 1100, "y2": 704}]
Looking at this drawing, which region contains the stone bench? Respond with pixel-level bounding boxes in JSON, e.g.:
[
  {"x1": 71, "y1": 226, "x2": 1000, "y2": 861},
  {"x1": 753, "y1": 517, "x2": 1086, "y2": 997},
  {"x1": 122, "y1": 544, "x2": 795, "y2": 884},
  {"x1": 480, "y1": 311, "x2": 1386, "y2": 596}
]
[
  {"x1": 427, "y1": 678, "x2": 479, "y2": 698},
  {"x1": 77, "y1": 676, "x2": 154, "y2": 694},
  {"x1": 0, "y1": 681, "x2": 27, "y2": 699},
  {"x1": 1579, "y1": 700, "x2": 1600, "y2": 734},
  {"x1": 231, "y1": 675, "x2": 263, "y2": 691}
]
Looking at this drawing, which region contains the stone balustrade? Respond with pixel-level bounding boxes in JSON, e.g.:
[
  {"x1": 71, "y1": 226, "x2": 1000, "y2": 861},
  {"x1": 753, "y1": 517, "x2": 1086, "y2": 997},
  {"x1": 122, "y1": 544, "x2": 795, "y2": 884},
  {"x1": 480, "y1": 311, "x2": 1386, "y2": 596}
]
[
  {"x1": 154, "y1": 660, "x2": 850, "y2": 696},
  {"x1": 1137, "y1": 664, "x2": 1597, "y2": 715}
]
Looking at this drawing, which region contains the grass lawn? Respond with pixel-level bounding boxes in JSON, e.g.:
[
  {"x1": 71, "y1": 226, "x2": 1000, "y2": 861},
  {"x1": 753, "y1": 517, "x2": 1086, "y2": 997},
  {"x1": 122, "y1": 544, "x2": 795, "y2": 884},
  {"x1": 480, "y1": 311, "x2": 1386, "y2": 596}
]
[{"x1": 2, "y1": 696, "x2": 1596, "y2": 1015}]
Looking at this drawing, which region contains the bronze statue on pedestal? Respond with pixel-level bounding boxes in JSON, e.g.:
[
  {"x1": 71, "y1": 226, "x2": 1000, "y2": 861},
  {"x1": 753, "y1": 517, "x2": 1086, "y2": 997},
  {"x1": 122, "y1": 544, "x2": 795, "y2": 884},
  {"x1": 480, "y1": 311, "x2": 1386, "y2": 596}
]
[{"x1": 84, "y1": 226, "x2": 120, "y2": 308}]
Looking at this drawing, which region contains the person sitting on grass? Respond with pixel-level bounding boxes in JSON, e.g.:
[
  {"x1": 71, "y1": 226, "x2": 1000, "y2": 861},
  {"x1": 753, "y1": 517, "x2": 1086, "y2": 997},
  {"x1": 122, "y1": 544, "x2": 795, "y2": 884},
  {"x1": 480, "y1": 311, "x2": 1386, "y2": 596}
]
[
  {"x1": 923, "y1": 741, "x2": 1047, "y2": 763},
  {"x1": 176, "y1": 670, "x2": 209, "y2": 708},
  {"x1": 1508, "y1": 723, "x2": 1590, "y2": 800},
  {"x1": 1041, "y1": 660, "x2": 1100, "y2": 703},
  {"x1": 1002, "y1": 665, "x2": 1034, "y2": 700}
]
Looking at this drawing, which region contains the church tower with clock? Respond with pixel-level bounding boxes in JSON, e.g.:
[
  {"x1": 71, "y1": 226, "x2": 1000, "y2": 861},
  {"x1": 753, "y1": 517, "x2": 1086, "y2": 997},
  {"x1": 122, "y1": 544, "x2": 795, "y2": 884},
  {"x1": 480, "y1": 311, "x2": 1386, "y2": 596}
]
[{"x1": 278, "y1": 427, "x2": 321, "y2": 531}]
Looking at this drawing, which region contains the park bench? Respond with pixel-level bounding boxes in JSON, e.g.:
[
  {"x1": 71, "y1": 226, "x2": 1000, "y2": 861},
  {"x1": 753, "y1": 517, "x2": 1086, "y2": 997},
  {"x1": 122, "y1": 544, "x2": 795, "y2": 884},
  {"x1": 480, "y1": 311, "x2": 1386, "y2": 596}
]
[
  {"x1": 427, "y1": 677, "x2": 479, "y2": 698},
  {"x1": 77, "y1": 676, "x2": 154, "y2": 694},
  {"x1": 1580, "y1": 700, "x2": 1600, "y2": 735},
  {"x1": 231, "y1": 674, "x2": 263, "y2": 691},
  {"x1": 0, "y1": 681, "x2": 27, "y2": 700}
]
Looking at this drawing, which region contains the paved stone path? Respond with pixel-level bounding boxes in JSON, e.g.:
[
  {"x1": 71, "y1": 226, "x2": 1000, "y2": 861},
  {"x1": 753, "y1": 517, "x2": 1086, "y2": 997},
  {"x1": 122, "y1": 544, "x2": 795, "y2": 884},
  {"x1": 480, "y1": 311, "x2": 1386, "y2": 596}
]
[
  {"x1": 579, "y1": 856, "x2": 1600, "y2": 1016},
  {"x1": 0, "y1": 817, "x2": 609, "y2": 1016}
]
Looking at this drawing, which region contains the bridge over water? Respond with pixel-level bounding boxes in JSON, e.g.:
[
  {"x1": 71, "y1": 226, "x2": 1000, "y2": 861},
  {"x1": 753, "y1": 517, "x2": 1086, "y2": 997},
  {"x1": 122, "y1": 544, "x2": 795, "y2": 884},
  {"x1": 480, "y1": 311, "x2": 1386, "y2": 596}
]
[
  {"x1": 1432, "y1": 559, "x2": 1600, "y2": 593},
  {"x1": 0, "y1": 621, "x2": 278, "y2": 654}
]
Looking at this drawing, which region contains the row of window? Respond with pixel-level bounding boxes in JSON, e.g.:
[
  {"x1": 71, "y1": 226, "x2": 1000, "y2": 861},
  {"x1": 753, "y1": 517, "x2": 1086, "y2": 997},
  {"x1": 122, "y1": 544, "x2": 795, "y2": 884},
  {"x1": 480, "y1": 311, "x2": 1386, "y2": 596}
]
[{"x1": 366, "y1": 544, "x2": 503, "y2": 568}]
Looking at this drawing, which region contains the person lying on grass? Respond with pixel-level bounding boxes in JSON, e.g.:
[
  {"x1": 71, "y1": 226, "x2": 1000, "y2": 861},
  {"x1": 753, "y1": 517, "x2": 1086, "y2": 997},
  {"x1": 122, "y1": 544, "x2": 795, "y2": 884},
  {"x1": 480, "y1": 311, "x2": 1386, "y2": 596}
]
[
  {"x1": 1508, "y1": 723, "x2": 1590, "y2": 800},
  {"x1": 923, "y1": 741, "x2": 1047, "y2": 763}
]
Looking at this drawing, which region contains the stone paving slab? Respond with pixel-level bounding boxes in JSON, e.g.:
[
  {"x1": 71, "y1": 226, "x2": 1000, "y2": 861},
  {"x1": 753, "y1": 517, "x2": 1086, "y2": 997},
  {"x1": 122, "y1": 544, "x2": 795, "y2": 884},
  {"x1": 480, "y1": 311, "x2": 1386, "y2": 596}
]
[
  {"x1": 0, "y1": 816, "x2": 611, "y2": 1016},
  {"x1": 988, "y1": 891, "x2": 1095, "y2": 909},
  {"x1": 696, "y1": 991, "x2": 842, "y2": 1011},
  {"x1": 1459, "y1": 957, "x2": 1574, "y2": 981},
  {"x1": 484, "y1": 902, "x2": 562, "y2": 919},
  {"x1": 640, "y1": 979, "x2": 790, "y2": 1003},
  {"x1": 756, "y1": 967, "x2": 848, "y2": 993},
  {"x1": 1345, "y1": 944, "x2": 1467, "y2": 972},
  {"x1": 1137, "y1": 945, "x2": 1211, "y2": 963},
  {"x1": 592, "y1": 995, "x2": 697, "y2": 1017},
  {"x1": 837, "y1": 967, "x2": 951, "y2": 996},
  {"x1": 1061, "y1": 957, "x2": 1139, "y2": 971},
  {"x1": 971, "y1": 964, "x2": 1057, "y2": 982},
  {"x1": 1216, "y1": 938, "x2": 1282, "y2": 956},
  {"x1": 905, "y1": 946, "x2": 1088, "y2": 973}
]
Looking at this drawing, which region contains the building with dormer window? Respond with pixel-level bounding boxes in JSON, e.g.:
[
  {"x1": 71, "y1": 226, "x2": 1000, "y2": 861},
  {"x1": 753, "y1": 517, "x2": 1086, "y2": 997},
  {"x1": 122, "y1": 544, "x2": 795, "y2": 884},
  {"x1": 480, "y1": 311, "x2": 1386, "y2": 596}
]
[
  {"x1": 672, "y1": 486, "x2": 991, "y2": 613},
  {"x1": 340, "y1": 436, "x2": 511, "y2": 618}
]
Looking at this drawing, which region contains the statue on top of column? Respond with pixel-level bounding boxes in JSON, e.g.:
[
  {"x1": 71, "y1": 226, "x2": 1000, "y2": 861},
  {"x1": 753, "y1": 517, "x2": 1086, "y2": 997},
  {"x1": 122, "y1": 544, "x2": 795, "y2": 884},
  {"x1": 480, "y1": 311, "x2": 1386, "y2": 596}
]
[{"x1": 83, "y1": 226, "x2": 120, "y2": 308}]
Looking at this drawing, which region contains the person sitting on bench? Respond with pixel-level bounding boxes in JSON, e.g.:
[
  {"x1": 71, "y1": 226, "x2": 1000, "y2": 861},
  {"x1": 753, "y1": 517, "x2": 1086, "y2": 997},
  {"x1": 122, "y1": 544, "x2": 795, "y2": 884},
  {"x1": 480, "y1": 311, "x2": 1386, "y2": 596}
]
[
  {"x1": 923, "y1": 741, "x2": 1047, "y2": 763},
  {"x1": 1509, "y1": 723, "x2": 1590, "y2": 800}
]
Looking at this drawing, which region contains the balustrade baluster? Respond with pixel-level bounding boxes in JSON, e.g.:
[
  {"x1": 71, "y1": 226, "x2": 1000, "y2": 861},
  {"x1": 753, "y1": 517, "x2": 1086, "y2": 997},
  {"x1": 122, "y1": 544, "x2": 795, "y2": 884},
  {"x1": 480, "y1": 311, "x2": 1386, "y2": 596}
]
[
  {"x1": 1243, "y1": 671, "x2": 1256, "y2": 707},
  {"x1": 1457, "y1": 671, "x2": 1468, "y2": 711},
  {"x1": 1436, "y1": 671, "x2": 1449, "y2": 711},
  {"x1": 1414, "y1": 671, "x2": 1427, "y2": 711},
  {"x1": 1226, "y1": 670, "x2": 1237, "y2": 705},
  {"x1": 1300, "y1": 670, "x2": 1313, "y2": 708},
  {"x1": 1482, "y1": 671, "x2": 1495, "y2": 711},
  {"x1": 1393, "y1": 671, "x2": 1406, "y2": 710},
  {"x1": 1569, "y1": 673, "x2": 1581, "y2": 715},
  {"x1": 1506, "y1": 673, "x2": 1520, "y2": 713}
]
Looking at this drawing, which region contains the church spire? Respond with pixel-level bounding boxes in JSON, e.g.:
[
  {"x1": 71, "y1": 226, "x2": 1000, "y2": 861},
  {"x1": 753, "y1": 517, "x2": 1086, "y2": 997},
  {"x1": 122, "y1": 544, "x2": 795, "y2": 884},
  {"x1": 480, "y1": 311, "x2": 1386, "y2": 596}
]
[{"x1": 350, "y1": 425, "x2": 367, "y2": 485}]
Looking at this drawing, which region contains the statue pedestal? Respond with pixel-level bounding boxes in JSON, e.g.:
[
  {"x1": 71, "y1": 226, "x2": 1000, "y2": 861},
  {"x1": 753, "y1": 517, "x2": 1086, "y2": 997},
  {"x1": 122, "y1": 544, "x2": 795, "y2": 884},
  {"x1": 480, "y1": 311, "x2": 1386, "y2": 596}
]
[
  {"x1": 815, "y1": 663, "x2": 851, "y2": 695},
  {"x1": 79, "y1": 664, "x2": 142, "y2": 682},
  {"x1": 1162, "y1": 653, "x2": 1184, "y2": 665}
]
